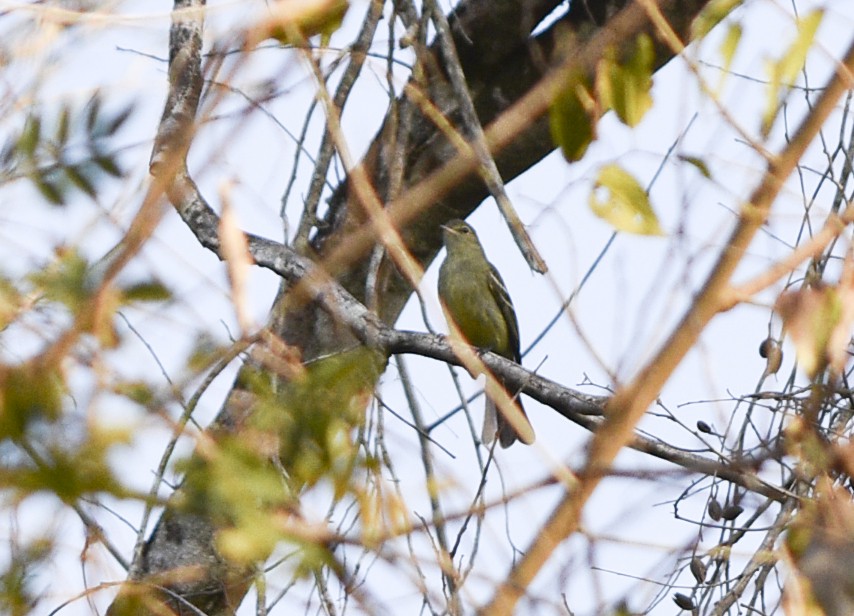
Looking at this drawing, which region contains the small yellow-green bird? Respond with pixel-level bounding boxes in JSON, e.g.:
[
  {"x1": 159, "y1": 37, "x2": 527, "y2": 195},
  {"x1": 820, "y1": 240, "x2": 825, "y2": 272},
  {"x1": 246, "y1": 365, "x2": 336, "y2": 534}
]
[{"x1": 438, "y1": 219, "x2": 535, "y2": 447}]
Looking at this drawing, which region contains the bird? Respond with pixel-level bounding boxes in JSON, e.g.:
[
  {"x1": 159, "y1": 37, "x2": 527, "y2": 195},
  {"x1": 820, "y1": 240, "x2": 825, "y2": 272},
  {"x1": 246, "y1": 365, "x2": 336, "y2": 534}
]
[{"x1": 437, "y1": 219, "x2": 535, "y2": 447}]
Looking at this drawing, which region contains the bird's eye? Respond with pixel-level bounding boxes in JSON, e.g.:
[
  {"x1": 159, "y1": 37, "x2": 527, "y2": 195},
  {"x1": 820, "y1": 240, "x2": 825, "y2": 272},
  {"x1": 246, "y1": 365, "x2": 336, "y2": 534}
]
[{"x1": 460, "y1": 227, "x2": 470, "y2": 234}]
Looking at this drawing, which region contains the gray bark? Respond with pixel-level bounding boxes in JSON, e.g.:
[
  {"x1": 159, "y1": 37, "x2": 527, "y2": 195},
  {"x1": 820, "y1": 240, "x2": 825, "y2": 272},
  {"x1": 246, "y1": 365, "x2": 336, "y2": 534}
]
[{"x1": 109, "y1": 1, "x2": 722, "y2": 613}]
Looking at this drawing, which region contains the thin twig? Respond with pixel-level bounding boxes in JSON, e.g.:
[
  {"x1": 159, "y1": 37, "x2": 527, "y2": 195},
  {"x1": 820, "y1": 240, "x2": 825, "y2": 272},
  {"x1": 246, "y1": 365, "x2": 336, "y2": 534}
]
[{"x1": 480, "y1": 29, "x2": 854, "y2": 616}]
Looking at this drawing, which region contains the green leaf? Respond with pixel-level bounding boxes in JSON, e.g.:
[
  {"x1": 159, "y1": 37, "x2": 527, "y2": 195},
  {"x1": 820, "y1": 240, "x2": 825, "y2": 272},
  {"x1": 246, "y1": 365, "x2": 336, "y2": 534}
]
[
  {"x1": 15, "y1": 436, "x2": 126, "y2": 503},
  {"x1": 19, "y1": 115, "x2": 41, "y2": 158},
  {"x1": 0, "y1": 537, "x2": 52, "y2": 615},
  {"x1": 596, "y1": 35, "x2": 655, "y2": 127},
  {"x1": 589, "y1": 165, "x2": 663, "y2": 235},
  {"x1": 94, "y1": 154, "x2": 122, "y2": 178},
  {"x1": 231, "y1": 347, "x2": 385, "y2": 497},
  {"x1": 691, "y1": 0, "x2": 744, "y2": 39},
  {"x1": 29, "y1": 249, "x2": 92, "y2": 312},
  {"x1": 121, "y1": 280, "x2": 172, "y2": 303},
  {"x1": 114, "y1": 380, "x2": 156, "y2": 406},
  {"x1": 27, "y1": 249, "x2": 121, "y2": 345},
  {"x1": 56, "y1": 105, "x2": 71, "y2": 146},
  {"x1": 0, "y1": 362, "x2": 65, "y2": 440},
  {"x1": 15, "y1": 97, "x2": 128, "y2": 205},
  {"x1": 187, "y1": 334, "x2": 227, "y2": 373},
  {"x1": 775, "y1": 10, "x2": 823, "y2": 87},
  {"x1": 678, "y1": 155, "x2": 713, "y2": 179},
  {"x1": 34, "y1": 177, "x2": 65, "y2": 206},
  {"x1": 84, "y1": 93, "x2": 102, "y2": 134},
  {"x1": 762, "y1": 10, "x2": 823, "y2": 137},
  {"x1": 0, "y1": 277, "x2": 22, "y2": 331},
  {"x1": 179, "y1": 431, "x2": 294, "y2": 563},
  {"x1": 176, "y1": 347, "x2": 387, "y2": 566},
  {"x1": 549, "y1": 73, "x2": 596, "y2": 162},
  {"x1": 103, "y1": 104, "x2": 133, "y2": 137},
  {"x1": 64, "y1": 164, "x2": 98, "y2": 199}
]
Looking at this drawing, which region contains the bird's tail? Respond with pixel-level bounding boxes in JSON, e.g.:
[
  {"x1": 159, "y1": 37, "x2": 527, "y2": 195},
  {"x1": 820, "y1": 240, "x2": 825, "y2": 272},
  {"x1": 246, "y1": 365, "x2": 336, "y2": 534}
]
[{"x1": 483, "y1": 379, "x2": 535, "y2": 448}]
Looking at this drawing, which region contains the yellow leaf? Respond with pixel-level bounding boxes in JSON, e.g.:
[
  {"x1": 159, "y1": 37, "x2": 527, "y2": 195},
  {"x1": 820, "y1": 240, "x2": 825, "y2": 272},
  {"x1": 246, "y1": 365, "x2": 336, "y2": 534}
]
[
  {"x1": 716, "y1": 23, "x2": 742, "y2": 92},
  {"x1": 252, "y1": 0, "x2": 349, "y2": 46},
  {"x1": 589, "y1": 165, "x2": 663, "y2": 235},
  {"x1": 775, "y1": 283, "x2": 845, "y2": 378},
  {"x1": 691, "y1": 0, "x2": 744, "y2": 39},
  {"x1": 595, "y1": 35, "x2": 654, "y2": 127},
  {"x1": 762, "y1": 10, "x2": 823, "y2": 136}
]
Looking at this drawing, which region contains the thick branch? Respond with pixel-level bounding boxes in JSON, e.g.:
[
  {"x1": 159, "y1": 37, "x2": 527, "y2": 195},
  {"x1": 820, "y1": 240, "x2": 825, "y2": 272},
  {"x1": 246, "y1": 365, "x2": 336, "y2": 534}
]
[
  {"x1": 169, "y1": 173, "x2": 791, "y2": 505},
  {"x1": 312, "y1": 0, "x2": 714, "y2": 327},
  {"x1": 481, "y1": 31, "x2": 854, "y2": 616},
  {"x1": 118, "y1": 0, "x2": 734, "y2": 613}
]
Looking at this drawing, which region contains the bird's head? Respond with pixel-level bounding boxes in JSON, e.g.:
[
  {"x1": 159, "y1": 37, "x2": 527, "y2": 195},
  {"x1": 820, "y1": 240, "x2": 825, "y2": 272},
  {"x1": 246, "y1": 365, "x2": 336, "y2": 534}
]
[{"x1": 441, "y1": 219, "x2": 480, "y2": 251}]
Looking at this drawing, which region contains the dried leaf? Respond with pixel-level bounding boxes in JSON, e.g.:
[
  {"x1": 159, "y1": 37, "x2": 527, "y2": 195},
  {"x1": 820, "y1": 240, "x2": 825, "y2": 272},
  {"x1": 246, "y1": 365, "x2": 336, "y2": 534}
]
[
  {"x1": 690, "y1": 556, "x2": 707, "y2": 584},
  {"x1": 673, "y1": 593, "x2": 695, "y2": 610},
  {"x1": 721, "y1": 504, "x2": 744, "y2": 520},
  {"x1": 759, "y1": 337, "x2": 783, "y2": 376},
  {"x1": 776, "y1": 282, "x2": 853, "y2": 378},
  {"x1": 218, "y1": 185, "x2": 254, "y2": 336},
  {"x1": 708, "y1": 498, "x2": 723, "y2": 521}
]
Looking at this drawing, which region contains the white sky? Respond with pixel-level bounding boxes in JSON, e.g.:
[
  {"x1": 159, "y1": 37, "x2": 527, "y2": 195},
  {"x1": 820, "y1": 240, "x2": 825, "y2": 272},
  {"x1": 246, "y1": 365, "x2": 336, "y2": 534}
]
[{"x1": 1, "y1": 0, "x2": 854, "y2": 614}]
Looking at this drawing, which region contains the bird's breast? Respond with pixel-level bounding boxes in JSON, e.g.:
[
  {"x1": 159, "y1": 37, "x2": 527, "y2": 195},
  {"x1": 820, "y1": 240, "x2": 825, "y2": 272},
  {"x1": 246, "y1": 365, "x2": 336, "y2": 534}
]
[{"x1": 439, "y1": 263, "x2": 509, "y2": 353}]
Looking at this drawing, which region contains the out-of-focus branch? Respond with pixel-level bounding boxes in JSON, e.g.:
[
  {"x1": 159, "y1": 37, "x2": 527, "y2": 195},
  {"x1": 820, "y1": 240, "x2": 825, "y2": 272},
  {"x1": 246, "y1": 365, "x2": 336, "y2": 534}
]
[
  {"x1": 313, "y1": 0, "x2": 711, "y2": 301},
  {"x1": 425, "y1": 0, "x2": 547, "y2": 272},
  {"x1": 117, "y1": 0, "x2": 738, "y2": 613},
  {"x1": 481, "y1": 32, "x2": 854, "y2": 616},
  {"x1": 169, "y1": 173, "x2": 792, "y2": 504}
]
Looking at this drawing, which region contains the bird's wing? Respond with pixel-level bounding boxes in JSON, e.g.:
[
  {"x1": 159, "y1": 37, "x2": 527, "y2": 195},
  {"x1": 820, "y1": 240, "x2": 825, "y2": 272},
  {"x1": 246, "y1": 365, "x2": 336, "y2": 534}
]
[{"x1": 487, "y1": 264, "x2": 521, "y2": 362}]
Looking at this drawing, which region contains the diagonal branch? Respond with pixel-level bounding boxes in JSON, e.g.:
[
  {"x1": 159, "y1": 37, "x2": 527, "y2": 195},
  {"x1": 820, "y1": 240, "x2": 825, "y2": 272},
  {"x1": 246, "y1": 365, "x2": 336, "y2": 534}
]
[
  {"x1": 169, "y1": 170, "x2": 793, "y2": 505},
  {"x1": 480, "y1": 31, "x2": 854, "y2": 616},
  {"x1": 116, "y1": 0, "x2": 739, "y2": 613}
]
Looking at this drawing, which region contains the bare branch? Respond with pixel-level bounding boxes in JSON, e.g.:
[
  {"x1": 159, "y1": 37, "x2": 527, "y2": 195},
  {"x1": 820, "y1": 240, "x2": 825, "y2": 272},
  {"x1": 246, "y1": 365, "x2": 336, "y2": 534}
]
[{"x1": 482, "y1": 31, "x2": 854, "y2": 616}]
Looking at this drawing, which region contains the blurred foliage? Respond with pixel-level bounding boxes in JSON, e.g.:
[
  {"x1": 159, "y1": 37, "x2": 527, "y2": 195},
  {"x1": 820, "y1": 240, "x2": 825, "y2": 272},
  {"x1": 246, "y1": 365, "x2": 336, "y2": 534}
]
[
  {"x1": 549, "y1": 70, "x2": 596, "y2": 163},
  {"x1": 0, "y1": 536, "x2": 52, "y2": 616},
  {"x1": 0, "y1": 360, "x2": 64, "y2": 440},
  {"x1": 785, "y1": 480, "x2": 854, "y2": 616},
  {"x1": 253, "y1": 0, "x2": 350, "y2": 47},
  {"x1": 691, "y1": 0, "x2": 744, "y2": 39},
  {"x1": 551, "y1": 34, "x2": 655, "y2": 163},
  {"x1": 0, "y1": 91, "x2": 130, "y2": 206},
  {"x1": 589, "y1": 164, "x2": 662, "y2": 235},
  {"x1": 25, "y1": 247, "x2": 172, "y2": 347},
  {"x1": 0, "y1": 245, "x2": 171, "y2": 505},
  {"x1": 0, "y1": 0, "x2": 844, "y2": 614},
  {"x1": 3, "y1": 426, "x2": 133, "y2": 504},
  {"x1": 776, "y1": 280, "x2": 854, "y2": 379},
  {"x1": 761, "y1": 10, "x2": 823, "y2": 137},
  {"x1": 179, "y1": 346, "x2": 387, "y2": 564},
  {"x1": 595, "y1": 34, "x2": 654, "y2": 128}
]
